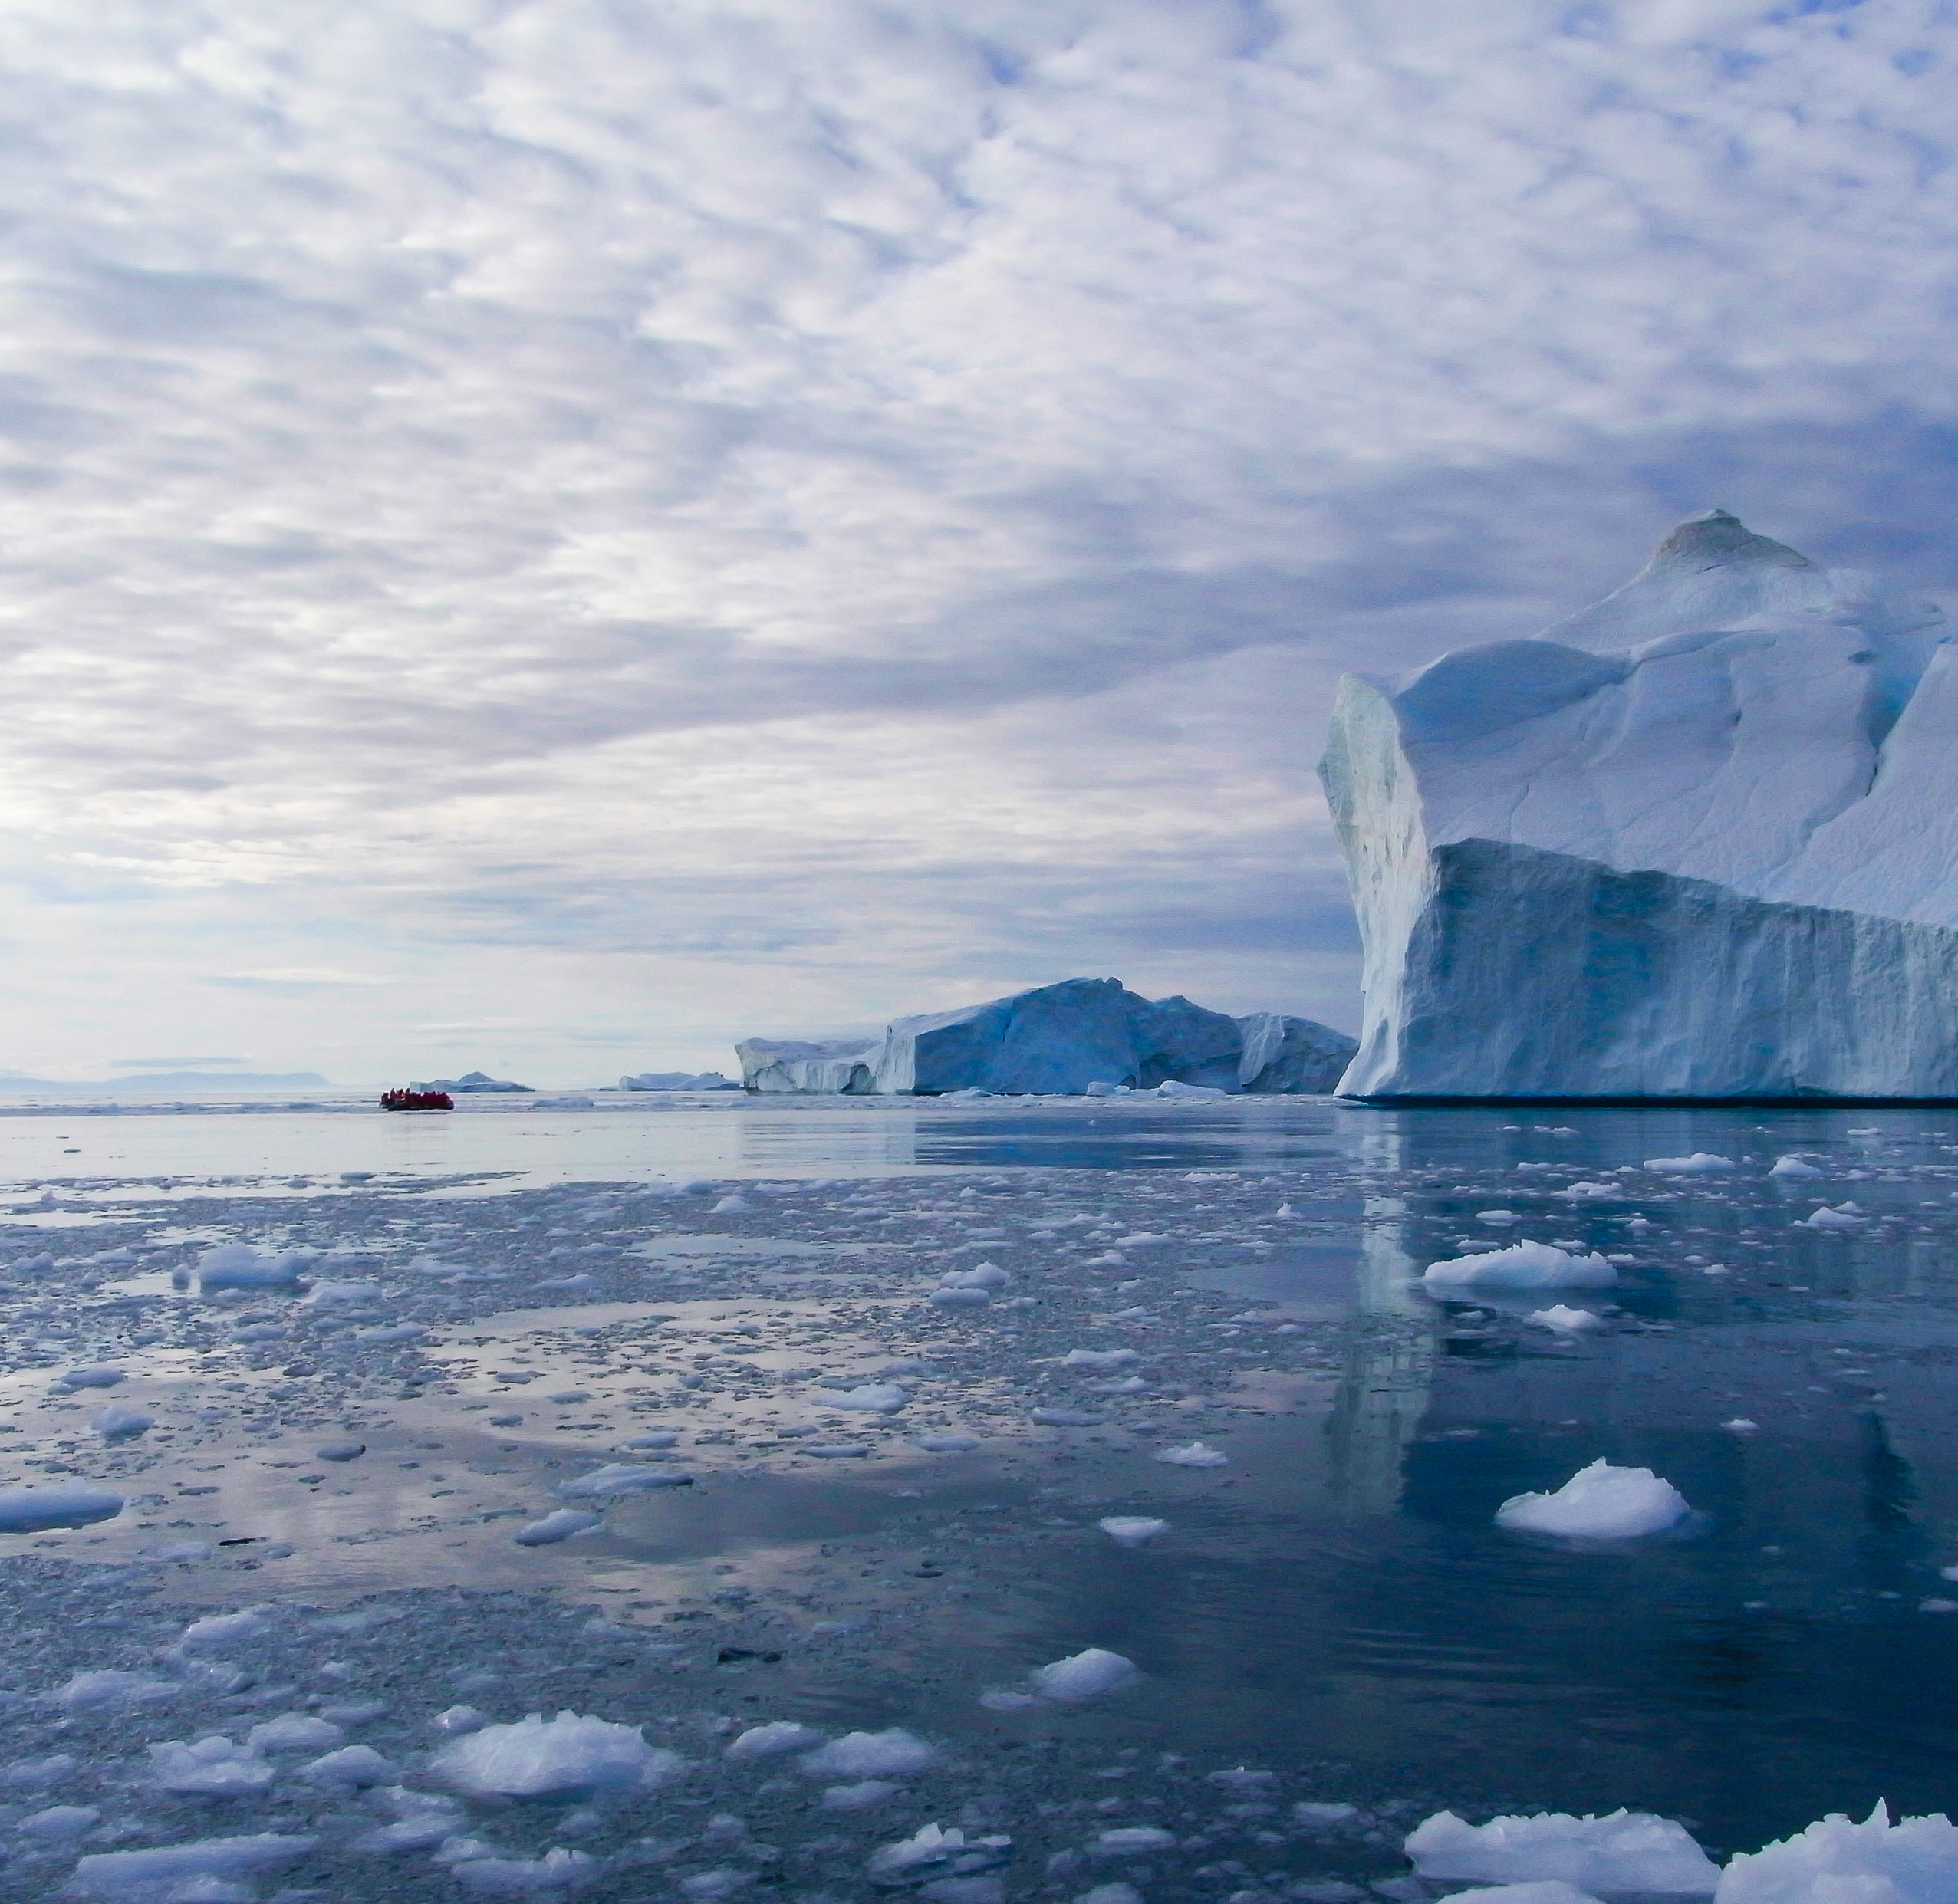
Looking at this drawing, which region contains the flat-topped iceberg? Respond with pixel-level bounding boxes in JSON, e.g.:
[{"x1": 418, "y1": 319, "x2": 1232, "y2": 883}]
[
  {"x1": 1321, "y1": 510, "x2": 1958, "y2": 1097},
  {"x1": 618, "y1": 1070, "x2": 736, "y2": 1091},
  {"x1": 738, "y1": 978, "x2": 1354, "y2": 1096}
]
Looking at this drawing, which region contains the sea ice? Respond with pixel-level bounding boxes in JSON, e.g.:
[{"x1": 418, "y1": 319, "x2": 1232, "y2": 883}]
[
  {"x1": 147, "y1": 1735, "x2": 277, "y2": 1795},
  {"x1": 197, "y1": 1242, "x2": 309, "y2": 1290},
  {"x1": 1526, "y1": 1307, "x2": 1604, "y2": 1333},
  {"x1": 824, "y1": 1779, "x2": 901, "y2": 1809},
  {"x1": 1644, "y1": 1155, "x2": 1736, "y2": 1174},
  {"x1": 1319, "y1": 510, "x2": 1958, "y2": 1098},
  {"x1": 178, "y1": 1610, "x2": 270, "y2": 1650},
  {"x1": 1092, "y1": 1827, "x2": 1177, "y2": 1854},
  {"x1": 66, "y1": 1833, "x2": 318, "y2": 1899},
  {"x1": 1800, "y1": 1204, "x2": 1866, "y2": 1229},
  {"x1": 826, "y1": 1384, "x2": 908, "y2": 1413},
  {"x1": 1154, "y1": 1441, "x2": 1229, "y2": 1467},
  {"x1": 298, "y1": 1743, "x2": 400, "y2": 1785},
  {"x1": 0, "y1": 1481, "x2": 123, "y2": 1533},
  {"x1": 515, "y1": 1509, "x2": 605, "y2": 1547},
  {"x1": 1098, "y1": 1517, "x2": 1170, "y2": 1547},
  {"x1": 1713, "y1": 1801, "x2": 1958, "y2": 1902},
  {"x1": 448, "y1": 1846, "x2": 599, "y2": 1892},
  {"x1": 1028, "y1": 1648, "x2": 1142, "y2": 1702},
  {"x1": 915, "y1": 1432, "x2": 982, "y2": 1452},
  {"x1": 727, "y1": 1721, "x2": 825, "y2": 1760},
  {"x1": 867, "y1": 1822, "x2": 1009, "y2": 1884},
  {"x1": 1495, "y1": 1460, "x2": 1692, "y2": 1540},
  {"x1": 1061, "y1": 1348, "x2": 1139, "y2": 1370},
  {"x1": 49, "y1": 1669, "x2": 178, "y2": 1710},
  {"x1": 1770, "y1": 1156, "x2": 1828, "y2": 1178},
  {"x1": 55, "y1": 1364, "x2": 126, "y2": 1389},
  {"x1": 1404, "y1": 1807, "x2": 1719, "y2": 1893},
  {"x1": 91, "y1": 1403, "x2": 154, "y2": 1439},
  {"x1": 798, "y1": 1729, "x2": 938, "y2": 1777},
  {"x1": 556, "y1": 1464, "x2": 694, "y2": 1498},
  {"x1": 1424, "y1": 1241, "x2": 1618, "y2": 1291},
  {"x1": 245, "y1": 1712, "x2": 344, "y2": 1752},
  {"x1": 1439, "y1": 1887, "x2": 1607, "y2": 1904},
  {"x1": 432, "y1": 1711, "x2": 679, "y2": 1797}
]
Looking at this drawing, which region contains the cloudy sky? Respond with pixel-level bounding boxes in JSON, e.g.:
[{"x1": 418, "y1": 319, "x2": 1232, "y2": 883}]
[{"x1": 0, "y1": 0, "x2": 1953, "y2": 1086}]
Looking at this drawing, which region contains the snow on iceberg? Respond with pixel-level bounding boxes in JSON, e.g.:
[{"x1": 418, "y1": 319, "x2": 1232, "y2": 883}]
[
  {"x1": 737, "y1": 978, "x2": 1354, "y2": 1096},
  {"x1": 1714, "y1": 1801, "x2": 1958, "y2": 1903},
  {"x1": 1404, "y1": 1806, "x2": 1719, "y2": 1893},
  {"x1": 1320, "y1": 509, "x2": 1958, "y2": 1098},
  {"x1": 1496, "y1": 1459, "x2": 1692, "y2": 1539},
  {"x1": 1424, "y1": 1241, "x2": 1618, "y2": 1291},
  {"x1": 432, "y1": 1712, "x2": 677, "y2": 1797}
]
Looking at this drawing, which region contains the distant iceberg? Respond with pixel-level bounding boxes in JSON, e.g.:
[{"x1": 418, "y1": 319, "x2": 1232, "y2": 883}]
[
  {"x1": 1321, "y1": 510, "x2": 1958, "y2": 1098},
  {"x1": 737, "y1": 978, "x2": 1354, "y2": 1096},
  {"x1": 618, "y1": 1070, "x2": 738, "y2": 1092},
  {"x1": 409, "y1": 1070, "x2": 534, "y2": 1093}
]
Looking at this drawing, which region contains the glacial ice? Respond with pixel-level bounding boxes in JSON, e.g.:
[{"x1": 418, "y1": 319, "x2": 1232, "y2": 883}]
[
  {"x1": 431, "y1": 1711, "x2": 677, "y2": 1797},
  {"x1": 1712, "y1": 1802, "x2": 1958, "y2": 1902},
  {"x1": 739, "y1": 978, "x2": 1354, "y2": 1096},
  {"x1": 798, "y1": 1729, "x2": 938, "y2": 1777},
  {"x1": 1029, "y1": 1649, "x2": 1143, "y2": 1702},
  {"x1": 1320, "y1": 510, "x2": 1958, "y2": 1097},
  {"x1": 619, "y1": 1070, "x2": 737, "y2": 1090},
  {"x1": 1423, "y1": 1241, "x2": 1618, "y2": 1291},
  {"x1": 67, "y1": 1833, "x2": 318, "y2": 1899},
  {"x1": 1496, "y1": 1460, "x2": 1692, "y2": 1539},
  {"x1": 0, "y1": 1481, "x2": 123, "y2": 1533},
  {"x1": 1404, "y1": 1806, "x2": 1719, "y2": 1893},
  {"x1": 410, "y1": 1070, "x2": 534, "y2": 1093}
]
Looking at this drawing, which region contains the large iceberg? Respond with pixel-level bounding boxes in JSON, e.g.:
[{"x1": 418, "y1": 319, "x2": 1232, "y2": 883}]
[
  {"x1": 738, "y1": 978, "x2": 1354, "y2": 1096},
  {"x1": 618, "y1": 1070, "x2": 737, "y2": 1091},
  {"x1": 1320, "y1": 510, "x2": 1958, "y2": 1098}
]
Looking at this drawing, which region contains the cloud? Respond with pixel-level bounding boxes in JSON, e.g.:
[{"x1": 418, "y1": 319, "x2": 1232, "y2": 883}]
[{"x1": 0, "y1": 0, "x2": 1952, "y2": 1075}]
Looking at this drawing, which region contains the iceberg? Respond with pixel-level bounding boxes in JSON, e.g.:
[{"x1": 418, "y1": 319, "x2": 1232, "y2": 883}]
[
  {"x1": 409, "y1": 1070, "x2": 534, "y2": 1093},
  {"x1": 619, "y1": 1070, "x2": 737, "y2": 1091},
  {"x1": 737, "y1": 978, "x2": 1354, "y2": 1096},
  {"x1": 1713, "y1": 1801, "x2": 1958, "y2": 1903},
  {"x1": 1495, "y1": 1458, "x2": 1692, "y2": 1539},
  {"x1": 1404, "y1": 1807, "x2": 1719, "y2": 1894},
  {"x1": 1320, "y1": 510, "x2": 1958, "y2": 1098}
]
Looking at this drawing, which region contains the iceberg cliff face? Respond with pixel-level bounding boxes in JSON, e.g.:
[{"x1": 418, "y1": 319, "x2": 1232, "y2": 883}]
[
  {"x1": 739, "y1": 979, "x2": 1356, "y2": 1095},
  {"x1": 1321, "y1": 511, "x2": 1956, "y2": 1098}
]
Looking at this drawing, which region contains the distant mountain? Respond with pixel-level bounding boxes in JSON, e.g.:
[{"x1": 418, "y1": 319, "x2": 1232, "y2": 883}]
[{"x1": 0, "y1": 1070, "x2": 333, "y2": 1093}]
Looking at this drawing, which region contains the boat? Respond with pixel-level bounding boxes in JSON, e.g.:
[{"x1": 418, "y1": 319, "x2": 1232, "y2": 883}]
[{"x1": 380, "y1": 1088, "x2": 454, "y2": 1111}]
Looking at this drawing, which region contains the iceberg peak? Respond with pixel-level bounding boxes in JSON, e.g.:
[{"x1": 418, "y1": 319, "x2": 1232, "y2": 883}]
[{"x1": 1645, "y1": 507, "x2": 1812, "y2": 577}]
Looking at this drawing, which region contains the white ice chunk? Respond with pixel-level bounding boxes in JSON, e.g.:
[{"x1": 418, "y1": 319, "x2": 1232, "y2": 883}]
[
  {"x1": 726, "y1": 1721, "x2": 824, "y2": 1761},
  {"x1": 1644, "y1": 1155, "x2": 1736, "y2": 1174},
  {"x1": 1713, "y1": 1800, "x2": 1958, "y2": 1903},
  {"x1": 178, "y1": 1611, "x2": 269, "y2": 1651},
  {"x1": 515, "y1": 1510, "x2": 605, "y2": 1547},
  {"x1": 1496, "y1": 1460, "x2": 1691, "y2": 1539},
  {"x1": 798, "y1": 1729, "x2": 937, "y2": 1777},
  {"x1": 56, "y1": 1365, "x2": 127, "y2": 1389},
  {"x1": 914, "y1": 1432, "x2": 982, "y2": 1452},
  {"x1": 298, "y1": 1743, "x2": 400, "y2": 1786},
  {"x1": 1098, "y1": 1517, "x2": 1170, "y2": 1547},
  {"x1": 1526, "y1": 1307, "x2": 1604, "y2": 1333},
  {"x1": 825, "y1": 1385, "x2": 907, "y2": 1414},
  {"x1": 432, "y1": 1711, "x2": 678, "y2": 1797},
  {"x1": 1404, "y1": 1807, "x2": 1719, "y2": 1893},
  {"x1": 1800, "y1": 1204, "x2": 1866, "y2": 1229},
  {"x1": 245, "y1": 1712, "x2": 343, "y2": 1753},
  {"x1": 448, "y1": 1846, "x2": 599, "y2": 1893},
  {"x1": 1061, "y1": 1349, "x2": 1139, "y2": 1370},
  {"x1": 92, "y1": 1403, "x2": 154, "y2": 1440},
  {"x1": 197, "y1": 1243, "x2": 309, "y2": 1290},
  {"x1": 0, "y1": 1482, "x2": 123, "y2": 1533},
  {"x1": 1436, "y1": 1886, "x2": 1606, "y2": 1904},
  {"x1": 49, "y1": 1669, "x2": 177, "y2": 1710},
  {"x1": 1770, "y1": 1156, "x2": 1828, "y2": 1178},
  {"x1": 1154, "y1": 1441, "x2": 1229, "y2": 1468},
  {"x1": 867, "y1": 1822, "x2": 1008, "y2": 1883},
  {"x1": 1092, "y1": 1827, "x2": 1177, "y2": 1854},
  {"x1": 1030, "y1": 1648, "x2": 1142, "y2": 1702},
  {"x1": 556, "y1": 1465, "x2": 693, "y2": 1499},
  {"x1": 1425, "y1": 1241, "x2": 1618, "y2": 1291},
  {"x1": 822, "y1": 1779, "x2": 900, "y2": 1810},
  {"x1": 67, "y1": 1833, "x2": 317, "y2": 1899},
  {"x1": 147, "y1": 1735, "x2": 276, "y2": 1795}
]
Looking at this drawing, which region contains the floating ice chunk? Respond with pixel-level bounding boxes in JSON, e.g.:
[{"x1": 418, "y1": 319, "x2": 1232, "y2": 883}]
[
  {"x1": 1061, "y1": 1349, "x2": 1139, "y2": 1370},
  {"x1": 0, "y1": 1753, "x2": 78, "y2": 1788},
  {"x1": 299, "y1": 1743, "x2": 400, "y2": 1786},
  {"x1": 1554, "y1": 1182, "x2": 1620, "y2": 1201},
  {"x1": 915, "y1": 1432, "x2": 981, "y2": 1452},
  {"x1": 556, "y1": 1464, "x2": 693, "y2": 1498},
  {"x1": 148, "y1": 1735, "x2": 276, "y2": 1795},
  {"x1": 1800, "y1": 1204, "x2": 1866, "y2": 1229},
  {"x1": 827, "y1": 1385, "x2": 907, "y2": 1414},
  {"x1": 1477, "y1": 1210, "x2": 1522, "y2": 1225},
  {"x1": 178, "y1": 1610, "x2": 270, "y2": 1651},
  {"x1": 350, "y1": 1786, "x2": 466, "y2": 1852},
  {"x1": 1404, "y1": 1807, "x2": 1718, "y2": 1893},
  {"x1": 1644, "y1": 1155, "x2": 1736, "y2": 1175},
  {"x1": 0, "y1": 1481, "x2": 123, "y2": 1534},
  {"x1": 930, "y1": 1285, "x2": 993, "y2": 1307},
  {"x1": 245, "y1": 1712, "x2": 344, "y2": 1753},
  {"x1": 1154, "y1": 1441, "x2": 1229, "y2": 1468},
  {"x1": 432, "y1": 1712, "x2": 677, "y2": 1797},
  {"x1": 1157, "y1": 1080, "x2": 1226, "y2": 1099},
  {"x1": 943, "y1": 1264, "x2": 1011, "y2": 1288},
  {"x1": 623, "y1": 1430, "x2": 680, "y2": 1450},
  {"x1": 1076, "y1": 1886, "x2": 1144, "y2": 1904},
  {"x1": 434, "y1": 1706, "x2": 490, "y2": 1735},
  {"x1": 1438, "y1": 1886, "x2": 1607, "y2": 1904},
  {"x1": 867, "y1": 1821, "x2": 1009, "y2": 1883},
  {"x1": 726, "y1": 1722, "x2": 824, "y2": 1761},
  {"x1": 1030, "y1": 1648, "x2": 1142, "y2": 1702},
  {"x1": 1496, "y1": 1460, "x2": 1691, "y2": 1540},
  {"x1": 515, "y1": 1509, "x2": 605, "y2": 1547},
  {"x1": 308, "y1": 1278, "x2": 382, "y2": 1306},
  {"x1": 49, "y1": 1669, "x2": 177, "y2": 1710},
  {"x1": 823, "y1": 1779, "x2": 900, "y2": 1809},
  {"x1": 67, "y1": 1833, "x2": 318, "y2": 1899},
  {"x1": 805, "y1": 1444, "x2": 871, "y2": 1458},
  {"x1": 1723, "y1": 1419, "x2": 1761, "y2": 1435},
  {"x1": 1425, "y1": 1241, "x2": 1617, "y2": 1291},
  {"x1": 1770, "y1": 1156, "x2": 1828, "y2": 1178},
  {"x1": 1097, "y1": 1517, "x2": 1169, "y2": 1547},
  {"x1": 1526, "y1": 1307, "x2": 1604, "y2": 1334},
  {"x1": 799, "y1": 1729, "x2": 938, "y2": 1777},
  {"x1": 1714, "y1": 1801, "x2": 1958, "y2": 1903},
  {"x1": 1032, "y1": 1407, "x2": 1102, "y2": 1427},
  {"x1": 449, "y1": 1846, "x2": 599, "y2": 1893},
  {"x1": 197, "y1": 1243, "x2": 308, "y2": 1291},
  {"x1": 92, "y1": 1403, "x2": 154, "y2": 1440},
  {"x1": 56, "y1": 1365, "x2": 126, "y2": 1389},
  {"x1": 1092, "y1": 1827, "x2": 1177, "y2": 1854},
  {"x1": 1294, "y1": 1802, "x2": 1359, "y2": 1826},
  {"x1": 21, "y1": 1803, "x2": 99, "y2": 1839},
  {"x1": 314, "y1": 1439, "x2": 366, "y2": 1462},
  {"x1": 977, "y1": 1689, "x2": 1041, "y2": 1712}
]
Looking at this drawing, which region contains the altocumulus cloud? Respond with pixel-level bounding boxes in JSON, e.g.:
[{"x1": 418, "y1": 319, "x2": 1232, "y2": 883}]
[{"x1": 0, "y1": 0, "x2": 1953, "y2": 1080}]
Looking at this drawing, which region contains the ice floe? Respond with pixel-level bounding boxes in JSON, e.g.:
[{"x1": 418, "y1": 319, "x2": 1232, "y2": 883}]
[
  {"x1": 1496, "y1": 1460, "x2": 1693, "y2": 1540},
  {"x1": 1424, "y1": 1241, "x2": 1618, "y2": 1291},
  {"x1": 1403, "y1": 1806, "x2": 1719, "y2": 1893}
]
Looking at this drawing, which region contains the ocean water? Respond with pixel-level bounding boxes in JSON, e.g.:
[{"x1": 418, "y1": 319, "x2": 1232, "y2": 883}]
[{"x1": 0, "y1": 1093, "x2": 1953, "y2": 1898}]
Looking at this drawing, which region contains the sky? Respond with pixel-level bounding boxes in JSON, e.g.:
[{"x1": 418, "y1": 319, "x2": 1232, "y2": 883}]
[{"x1": 2, "y1": 0, "x2": 1956, "y2": 1087}]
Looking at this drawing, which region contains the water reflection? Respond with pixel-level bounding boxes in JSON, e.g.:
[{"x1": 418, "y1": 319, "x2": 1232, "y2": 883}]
[{"x1": 1325, "y1": 1197, "x2": 1436, "y2": 1514}]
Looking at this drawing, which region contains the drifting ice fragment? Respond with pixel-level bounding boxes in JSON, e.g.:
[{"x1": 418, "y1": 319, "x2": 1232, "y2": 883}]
[
  {"x1": 557, "y1": 1464, "x2": 693, "y2": 1498},
  {"x1": 1526, "y1": 1307, "x2": 1604, "y2": 1334},
  {"x1": 91, "y1": 1403, "x2": 153, "y2": 1441},
  {"x1": 49, "y1": 1669, "x2": 177, "y2": 1709},
  {"x1": 1496, "y1": 1461, "x2": 1691, "y2": 1539},
  {"x1": 197, "y1": 1242, "x2": 308, "y2": 1290},
  {"x1": 178, "y1": 1610, "x2": 269, "y2": 1650},
  {"x1": 1030, "y1": 1649, "x2": 1142, "y2": 1702},
  {"x1": 1062, "y1": 1348, "x2": 1140, "y2": 1370},
  {"x1": 1439, "y1": 1886, "x2": 1607, "y2": 1904},
  {"x1": 449, "y1": 1846, "x2": 599, "y2": 1892},
  {"x1": 799, "y1": 1729, "x2": 938, "y2": 1777},
  {"x1": 828, "y1": 1385, "x2": 907, "y2": 1414},
  {"x1": 1723, "y1": 1419, "x2": 1761, "y2": 1435},
  {"x1": 1425, "y1": 1241, "x2": 1617, "y2": 1291},
  {"x1": 1771, "y1": 1156, "x2": 1827, "y2": 1178},
  {"x1": 1800, "y1": 1204, "x2": 1866, "y2": 1229},
  {"x1": 55, "y1": 1365, "x2": 125, "y2": 1389},
  {"x1": 1093, "y1": 1827, "x2": 1177, "y2": 1854},
  {"x1": 147, "y1": 1735, "x2": 276, "y2": 1795},
  {"x1": 867, "y1": 1821, "x2": 1011, "y2": 1885},
  {"x1": 515, "y1": 1510, "x2": 604, "y2": 1547},
  {"x1": 314, "y1": 1439, "x2": 366, "y2": 1462},
  {"x1": 1154, "y1": 1441, "x2": 1229, "y2": 1468},
  {"x1": 1098, "y1": 1517, "x2": 1170, "y2": 1547},
  {"x1": 67, "y1": 1833, "x2": 318, "y2": 1899},
  {"x1": 824, "y1": 1779, "x2": 900, "y2": 1809},
  {"x1": 245, "y1": 1712, "x2": 343, "y2": 1752},
  {"x1": 1713, "y1": 1801, "x2": 1958, "y2": 1903},
  {"x1": 1404, "y1": 1807, "x2": 1719, "y2": 1893},
  {"x1": 726, "y1": 1721, "x2": 825, "y2": 1760},
  {"x1": 433, "y1": 1711, "x2": 679, "y2": 1797},
  {"x1": 0, "y1": 1483, "x2": 123, "y2": 1533},
  {"x1": 915, "y1": 1432, "x2": 982, "y2": 1452},
  {"x1": 1644, "y1": 1155, "x2": 1736, "y2": 1174}
]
